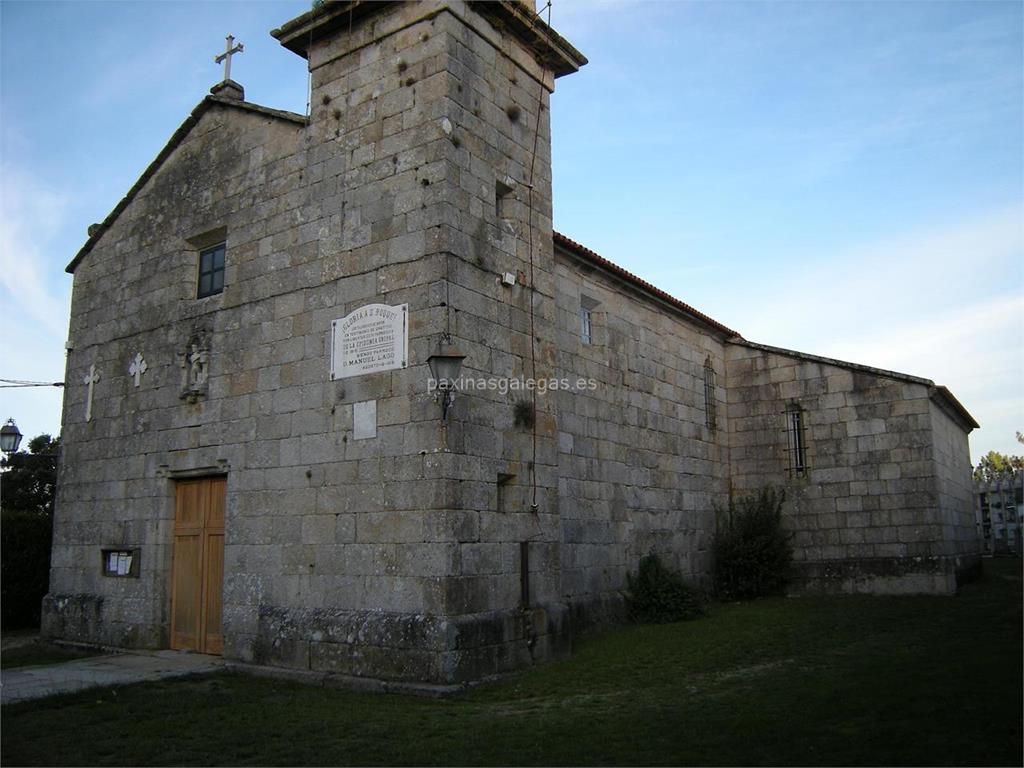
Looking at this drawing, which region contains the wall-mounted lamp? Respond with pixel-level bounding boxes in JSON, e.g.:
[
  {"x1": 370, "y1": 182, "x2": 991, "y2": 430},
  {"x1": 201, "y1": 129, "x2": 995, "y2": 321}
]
[
  {"x1": 426, "y1": 334, "x2": 466, "y2": 420},
  {"x1": 1, "y1": 418, "x2": 23, "y2": 454}
]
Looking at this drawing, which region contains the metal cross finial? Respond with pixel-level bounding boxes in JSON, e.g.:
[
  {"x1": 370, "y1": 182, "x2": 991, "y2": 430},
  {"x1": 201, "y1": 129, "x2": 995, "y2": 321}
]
[{"x1": 215, "y1": 35, "x2": 244, "y2": 82}]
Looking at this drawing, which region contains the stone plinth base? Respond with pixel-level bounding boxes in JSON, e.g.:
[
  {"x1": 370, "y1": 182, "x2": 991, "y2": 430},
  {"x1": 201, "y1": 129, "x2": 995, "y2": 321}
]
[
  {"x1": 791, "y1": 554, "x2": 983, "y2": 595},
  {"x1": 227, "y1": 602, "x2": 574, "y2": 685},
  {"x1": 42, "y1": 592, "x2": 166, "y2": 650}
]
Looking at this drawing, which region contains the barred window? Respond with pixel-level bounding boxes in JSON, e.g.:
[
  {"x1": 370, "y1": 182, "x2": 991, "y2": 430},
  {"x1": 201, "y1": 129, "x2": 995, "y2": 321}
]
[
  {"x1": 703, "y1": 357, "x2": 717, "y2": 430},
  {"x1": 785, "y1": 403, "x2": 807, "y2": 476}
]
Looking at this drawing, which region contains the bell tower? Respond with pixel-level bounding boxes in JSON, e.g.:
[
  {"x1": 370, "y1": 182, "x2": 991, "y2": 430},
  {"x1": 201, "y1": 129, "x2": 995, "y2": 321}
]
[{"x1": 273, "y1": 1, "x2": 586, "y2": 682}]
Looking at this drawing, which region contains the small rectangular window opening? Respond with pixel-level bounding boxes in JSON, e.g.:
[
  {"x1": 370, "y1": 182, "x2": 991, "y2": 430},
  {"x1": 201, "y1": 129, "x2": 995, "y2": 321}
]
[
  {"x1": 580, "y1": 295, "x2": 599, "y2": 345},
  {"x1": 497, "y1": 472, "x2": 515, "y2": 513},
  {"x1": 580, "y1": 307, "x2": 592, "y2": 345},
  {"x1": 703, "y1": 358, "x2": 717, "y2": 430},
  {"x1": 495, "y1": 179, "x2": 514, "y2": 217},
  {"x1": 198, "y1": 243, "x2": 226, "y2": 298},
  {"x1": 785, "y1": 404, "x2": 807, "y2": 476}
]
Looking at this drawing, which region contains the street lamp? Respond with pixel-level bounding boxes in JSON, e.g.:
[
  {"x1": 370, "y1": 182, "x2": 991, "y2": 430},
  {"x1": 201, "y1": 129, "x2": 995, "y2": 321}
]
[
  {"x1": 1, "y1": 418, "x2": 23, "y2": 454},
  {"x1": 426, "y1": 335, "x2": 466, "y2": 420}
]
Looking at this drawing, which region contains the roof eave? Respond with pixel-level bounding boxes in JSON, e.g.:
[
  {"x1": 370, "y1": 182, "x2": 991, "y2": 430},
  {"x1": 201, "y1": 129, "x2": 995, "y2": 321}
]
[
  {"x1": 552, "y1": 230, "x2": 741, "y2": 340},
  {"x1": 731, "y1": 339, "x2": 936, "y2": 387},
  {"x1": 930, "y1": 385, "x2": 980, "y2": 432},
  {"x1": 469, "y1": 1, "x2": 587, "y2": 77},
  {"x1": 731, "y1": 339, "x2": 980, "y2": 432}
]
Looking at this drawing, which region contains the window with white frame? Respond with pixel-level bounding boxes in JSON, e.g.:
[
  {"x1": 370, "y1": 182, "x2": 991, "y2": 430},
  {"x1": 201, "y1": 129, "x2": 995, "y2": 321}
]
[
  {"x1": 579, "y1": 295, "x2": 599, "y2": 345},
  {"x1": 579, "y1": 306, "x2": 592, "y2": 345}
]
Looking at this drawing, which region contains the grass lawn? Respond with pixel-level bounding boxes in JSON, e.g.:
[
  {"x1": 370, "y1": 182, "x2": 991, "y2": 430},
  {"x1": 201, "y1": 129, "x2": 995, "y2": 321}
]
[{"x1": 3, "y1": 559, "x2": 1020, "y2": 767}]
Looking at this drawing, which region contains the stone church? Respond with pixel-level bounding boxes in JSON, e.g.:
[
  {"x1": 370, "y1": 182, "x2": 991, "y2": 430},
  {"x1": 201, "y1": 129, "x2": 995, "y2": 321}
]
[{"x1": 44, "y1": 1, "x2": 982, "y2": 687}]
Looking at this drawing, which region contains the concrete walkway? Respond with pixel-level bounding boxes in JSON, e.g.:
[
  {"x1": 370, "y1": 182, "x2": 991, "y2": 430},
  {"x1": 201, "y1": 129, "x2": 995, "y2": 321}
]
[{"x1": 1, "y1": 649, "x2": 223, "y2": 705}]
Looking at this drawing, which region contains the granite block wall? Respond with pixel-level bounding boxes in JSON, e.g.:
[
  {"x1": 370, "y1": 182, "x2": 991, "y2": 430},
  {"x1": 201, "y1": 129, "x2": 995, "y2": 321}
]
[
  {"x1": 553, "y1": 247, "x2": 730, "y2": 617},
  {"x1": 47, "y1": 0, "x2": 586, "y2": 685},
  {"x1": 725, "y1": 341, "x2": 981, "y2": 593},
  {"x1": 929, "y1": 399, "x2": 980, "y2": 568},
  {"x1": 46, "y1": 103, "x2": 308, "y2": 649},
  {"x1": 47, "y1": 1, "x2": 981, "y2": 689}
]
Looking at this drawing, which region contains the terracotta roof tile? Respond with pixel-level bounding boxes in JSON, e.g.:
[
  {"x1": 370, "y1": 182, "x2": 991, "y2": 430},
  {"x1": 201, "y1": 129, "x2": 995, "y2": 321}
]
[{"x1": 552, "y1": 230, "x2": 742, "y2": 339}]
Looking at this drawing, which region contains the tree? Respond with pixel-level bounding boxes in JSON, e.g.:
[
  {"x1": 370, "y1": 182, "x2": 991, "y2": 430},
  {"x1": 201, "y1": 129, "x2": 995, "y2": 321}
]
[
  {"x1": 973, "y1": 449, "x2": 1024, "y2": 483},
  {"x1": 1, "y1": 433, "x2": 60, "y2": 516},
  {"x1": 1, "y1": 433, "x2": 60, "y2": 628}
]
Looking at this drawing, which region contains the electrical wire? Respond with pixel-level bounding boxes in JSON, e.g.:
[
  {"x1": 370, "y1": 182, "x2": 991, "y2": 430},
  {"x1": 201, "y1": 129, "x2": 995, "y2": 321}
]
[
  {"x1": 523, "y1": 0, "x2": 554, "y2": 511},
  {"x1": 0, "y1": 379, "x2": 64, "y2": 388}
]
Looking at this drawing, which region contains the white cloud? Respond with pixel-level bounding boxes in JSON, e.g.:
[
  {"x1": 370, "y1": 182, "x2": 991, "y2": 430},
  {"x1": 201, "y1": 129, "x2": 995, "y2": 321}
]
[
  {"x1": 728, "y1": 203, "x2": 1024, "y2": 458},
  {"x1": 732, "y1": 202, "x2": 1023, "y2": 351},
  {"x1": 0, "y1": 320, "x2": 67, "y2": 440},
  {"x1": 643, "y1": 202, "x2": 1023, "y2": 457},
  {"x1": 0, "y1": 166, "x2": 72, "y2": 438},
  {"x1": 825, "y1": 293, "x2": 1023, "y2": 460},
  {"x1": 0, "y1": 166, "x2": 71, "y2": 339},
  {"x1": 825, "y1": 294, "x2": 1022, "y2": 382},
  {"x1": 79, "y1": 22, "x2": 205, "y2": 110}
]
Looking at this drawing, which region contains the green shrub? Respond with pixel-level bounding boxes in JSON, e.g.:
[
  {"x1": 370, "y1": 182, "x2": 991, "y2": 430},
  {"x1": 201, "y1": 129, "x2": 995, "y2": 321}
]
[
  {"x1": 626, "y1": 553, "x2": 706, "y2": 624},
  {"x1": 713, "y1": 486, "x2": 793, "y2": 599},
  {"x1": 1, "y1": 509, "x2": 53, "y2": 629}
]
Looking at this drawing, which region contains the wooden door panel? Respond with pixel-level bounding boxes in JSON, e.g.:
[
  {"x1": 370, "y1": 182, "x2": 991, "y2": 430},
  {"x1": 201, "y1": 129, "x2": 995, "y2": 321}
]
[
  {"x1": 203, "y1": 532, "x2": 224, "y2": 655},
  {"x1": 206, "y1": 477, "x2": 225, "y2": 529},
  {"x1": 171, "y1": 533, "x2": 201, "y2": 651},
  {"x1": 175, "y1": 481, "x2": 205, "y2": 529},
  {"x1": 171, "y1": 477, "x2": 225, "y2": 656}
]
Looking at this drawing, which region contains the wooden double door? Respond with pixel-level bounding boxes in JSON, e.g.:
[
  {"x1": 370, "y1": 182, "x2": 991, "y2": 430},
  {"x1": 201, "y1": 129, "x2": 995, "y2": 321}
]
[{"x1": 171, "y1": 476, "x2": 225, "y2": 655}]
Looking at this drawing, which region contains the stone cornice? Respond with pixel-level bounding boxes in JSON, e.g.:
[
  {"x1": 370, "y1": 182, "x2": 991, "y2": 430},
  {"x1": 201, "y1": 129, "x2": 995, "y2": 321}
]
[{"x1": 272, "y1": 1, "x2": 587, "y2": 77}]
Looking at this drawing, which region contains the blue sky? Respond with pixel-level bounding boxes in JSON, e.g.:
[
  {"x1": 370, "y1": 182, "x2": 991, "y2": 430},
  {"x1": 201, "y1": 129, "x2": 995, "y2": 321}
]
[{"x1": 1, "y1": 0, "x2": 1021, "y2": 458}]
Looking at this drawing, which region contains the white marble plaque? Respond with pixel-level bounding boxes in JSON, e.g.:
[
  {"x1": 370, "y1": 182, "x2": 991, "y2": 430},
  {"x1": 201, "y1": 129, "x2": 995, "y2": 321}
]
[
  {"x1": 353, "y1": 400, "x2": 377, "y2": 440},
  {"x1": 331, "y1": 303, "x2": 408, "y2": 380}
]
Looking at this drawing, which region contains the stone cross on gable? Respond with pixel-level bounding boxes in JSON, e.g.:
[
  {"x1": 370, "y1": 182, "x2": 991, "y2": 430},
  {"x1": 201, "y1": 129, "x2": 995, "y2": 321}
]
[
  {"x1": 129, "y1": 353, "x2": 148, "y2": 387},
  {"x1": 215, "y1": 35, "x2": 243, "y2": 82},
  {"x1": 83, "y1": 364, "x2": 99, "y2": 422}
]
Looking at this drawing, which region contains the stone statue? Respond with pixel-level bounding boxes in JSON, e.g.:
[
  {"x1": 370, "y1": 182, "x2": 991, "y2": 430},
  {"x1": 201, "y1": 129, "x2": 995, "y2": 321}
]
[
  {"x1": 180, "y1": 333, "x2": 210, "y2": 402},
  {"x1": 188, "y1": 343, "x2": 208, "y2": 388}
]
